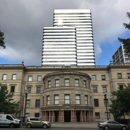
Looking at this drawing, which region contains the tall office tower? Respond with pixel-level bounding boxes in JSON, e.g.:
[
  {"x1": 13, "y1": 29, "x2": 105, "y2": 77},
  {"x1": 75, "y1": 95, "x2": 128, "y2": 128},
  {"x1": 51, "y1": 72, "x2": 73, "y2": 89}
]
[
  {"x1": 42, "y1": 9, "x2": 95, "y2": 66},
  {"x1": 112, "y1": 44, "x2": 130, "y2": 63}
]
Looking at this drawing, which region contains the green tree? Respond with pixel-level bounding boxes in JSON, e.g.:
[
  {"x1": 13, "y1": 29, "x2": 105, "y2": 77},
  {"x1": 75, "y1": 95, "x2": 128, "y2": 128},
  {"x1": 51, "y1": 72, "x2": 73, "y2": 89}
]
[
  {"x1": 0, "y1": 30, "x2": 6, "y2": 48},
  {"x1": 118, "y1": 12, "x2": 130, "y2": 54},
  {"x1": 109, "y1": 85, "x2": 130, "y2": 119},
  {"x1": 0, "y1": 84, "x2": 19, "y2": 114}
]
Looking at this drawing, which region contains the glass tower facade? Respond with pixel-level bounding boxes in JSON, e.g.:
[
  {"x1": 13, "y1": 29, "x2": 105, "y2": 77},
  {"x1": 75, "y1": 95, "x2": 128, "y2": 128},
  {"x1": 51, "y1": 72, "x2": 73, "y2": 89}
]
[{"x1": 42, "y1": 9, "x2": 95, "y2": 66}]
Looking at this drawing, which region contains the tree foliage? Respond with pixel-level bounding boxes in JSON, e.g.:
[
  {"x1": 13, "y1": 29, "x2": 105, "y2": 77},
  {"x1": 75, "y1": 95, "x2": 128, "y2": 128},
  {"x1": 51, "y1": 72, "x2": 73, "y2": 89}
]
[
  {"x1": 0, "y1": 30, "x2": 6, "y2": 48},
  {"x1": 118, "y1": 12, "x2": 130, "y2": 54},
  {"x1": 109, "y1": 85, "x2": 130, "y2": 119},
  {"x1": 0, "y1": 84, "x2": 19, "y2": 114}
]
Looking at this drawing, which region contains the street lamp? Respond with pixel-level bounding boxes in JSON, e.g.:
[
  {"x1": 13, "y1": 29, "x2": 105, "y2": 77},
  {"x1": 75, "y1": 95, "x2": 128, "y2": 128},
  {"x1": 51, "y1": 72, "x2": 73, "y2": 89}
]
[
  {"x1": 23, "y1": 90, "x2": 28, "y2": 124},
  {"x1": 104, "y1": 93, "x2": 109, "y2": 120}
]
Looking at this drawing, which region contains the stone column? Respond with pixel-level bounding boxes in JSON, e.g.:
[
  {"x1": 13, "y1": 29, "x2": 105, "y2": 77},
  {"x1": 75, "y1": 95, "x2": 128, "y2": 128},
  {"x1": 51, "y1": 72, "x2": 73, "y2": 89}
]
[
  {"x1": 49, "y1": 111, "x2": 51, "y2": 122},
  {"x1": 84, "y1": 111, "x2": 87, "y2": 122},
  {"x1": 80, "y1": 110, "x2": 83, "y2": 122},
  {"x1": 59, "y1": 110, "x2": 64, "y2": 122},
  {"x1": 51, "y1": 111, "x2": 55, "y2": 122},
  {"x1": 71, "y1": 110, "x2": 76, "y2": 122}
]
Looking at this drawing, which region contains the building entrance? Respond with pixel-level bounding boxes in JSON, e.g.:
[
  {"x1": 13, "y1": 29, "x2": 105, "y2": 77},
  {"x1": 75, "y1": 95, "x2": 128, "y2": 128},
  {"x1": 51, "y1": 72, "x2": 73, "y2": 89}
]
[
  {"x1": 64, "y1": 110, "x2": 71, "y2": 122},
  {"x1": 55, "y1": 111, "x2": 59, "y2": 122},
  {"x1": 76, "y1": 111, "x2": 80, "y2": 122}
]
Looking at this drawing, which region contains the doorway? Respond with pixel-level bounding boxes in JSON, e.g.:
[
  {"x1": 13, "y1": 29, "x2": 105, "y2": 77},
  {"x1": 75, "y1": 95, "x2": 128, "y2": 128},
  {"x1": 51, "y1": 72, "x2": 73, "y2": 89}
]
[
  {"x1": 55, "y1": 111, "x2": 59, "y2": 122},
  {"x1": 64, "y1": 110, "x2": 71, "y2": 122},
  {"x1": 76, "y1": 111, "x2": 80, "y2": 122}
]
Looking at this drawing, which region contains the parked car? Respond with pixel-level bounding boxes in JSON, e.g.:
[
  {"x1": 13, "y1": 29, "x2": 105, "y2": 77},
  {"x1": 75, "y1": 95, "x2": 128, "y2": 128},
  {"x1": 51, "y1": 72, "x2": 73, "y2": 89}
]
[
  {"x1": 0, "y1": 114, "x2": 21, "y2": 128},
  {"x1": 26, "y1": 117, "x2": 51, "y2": 128},
  {"x1": 98, "y1": 120, "x2": 128, "y2": 130}
]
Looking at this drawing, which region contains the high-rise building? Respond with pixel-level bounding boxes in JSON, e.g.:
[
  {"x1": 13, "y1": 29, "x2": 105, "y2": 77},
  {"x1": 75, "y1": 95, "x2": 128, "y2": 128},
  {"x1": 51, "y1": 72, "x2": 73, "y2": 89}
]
[
  {"x1": 112, "y1": 44, "x2": 130, "y2": 63},
  {"x1": 42, "y1": 9, "x2": 95, "y2": 66}
]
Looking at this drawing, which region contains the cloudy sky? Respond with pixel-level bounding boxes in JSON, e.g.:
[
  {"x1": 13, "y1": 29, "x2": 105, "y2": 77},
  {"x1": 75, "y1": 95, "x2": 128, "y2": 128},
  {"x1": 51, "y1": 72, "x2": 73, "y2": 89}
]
[{"x1": 0, "y1": 0, "x2": 129, "y2": 66}]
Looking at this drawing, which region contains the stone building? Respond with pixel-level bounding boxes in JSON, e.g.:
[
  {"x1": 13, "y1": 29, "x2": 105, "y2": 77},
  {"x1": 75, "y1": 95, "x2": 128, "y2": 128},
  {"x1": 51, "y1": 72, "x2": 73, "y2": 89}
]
[{"x1": 0, "y1": 63, "x2": 130, "y2": 122}]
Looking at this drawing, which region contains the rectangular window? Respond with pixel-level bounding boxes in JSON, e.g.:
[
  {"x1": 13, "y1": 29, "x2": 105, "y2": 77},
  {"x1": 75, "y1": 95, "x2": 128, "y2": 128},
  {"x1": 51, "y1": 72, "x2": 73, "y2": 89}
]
[
  {"x1": 55, "y1": 79, "x2": 59, "y2": 87},
  {"x1": 75, "y1": 79, "x2": 79, "y2": 86},
  {"x1": 85, "y1": 95, "x2": 88, "y2": 105},
  {"x1": 28, "y1": 76, "x2": 32, "y2": 81},
  {"x1": 93, "y1": 86, "x2": 98, "y2": 93},
  {"x1": 105, "y1": 112, "x2": 110, "y2": 119},
  {"x1": 2, "y1": 74, "x2": 7, "y2": 80},
  {"x1": 117, "y1": 73, "x2": 122, "y2": 79},
  {"x1": 65, "y1": 79, "x2": 69, "y2": 86},
  {"x1": 94, "y1": 99, "x2": 99, "y2": 107},
  {"x1": 47, "y1": 96, "x2": 50, "y2": 105},
  {"x1": 83, "y1": 80, "x2": 86, "y2": 87},
  {"x1": 64, "y1": 94, "x2": 70, "y2": 104},
  {"x1": 36, "y1": 87, "x2": 41, "y2": 93},
  {"x1": 101, "y1": 75, "x2": 106, "y2": 80},
  {"x1": 102, "y1": 86, "x2": 107, "y2": 93},
  {"x1": 54, "y1": 95, "x2": 59, "y2": 104},
  {"x1": 10, "y1": 86, "x2": 15, "y2": 93},
  {"x1": 48, "y1": 80, "x2": 51, "y2": 88},
  {"x1": 119, "y1": 85, "x2": 123, "y2": 90},
  {"x1": 12, "y1": 74, "x2": 16, "y2": 80},
  {"x1": 35, "y1": 113, "x2": 39, "y2": 117},
  {"x1": 127, "y1": 73, "x2": 130, "y2": 79},
  {"x1": 75, "y1": 94, "x2": 80, "y2": 104},
  {"x1": 25, "y1": 113, "x2": 30, "y2": 117},
  {"x1": 95, "y1": 112, "x2": 100, "y2": 119},
  {"x1": 27, "y1": 99, "x2": 30, "y2": 108},
  {"x1": 35, "y1": 99, "x2": 40, "y2": 107},
  {"x1": 27, "y1": 87, "x2": 31, "y2": 93},
  {"x1": 104, "y1": 99, "x2": 108, "y2": 107},
  {"x1": 37, "y1": 75, "x2": 42, "y2": 81},
  {"x1": 92, "y1": 75, "x2": 96, "y2": 80}
]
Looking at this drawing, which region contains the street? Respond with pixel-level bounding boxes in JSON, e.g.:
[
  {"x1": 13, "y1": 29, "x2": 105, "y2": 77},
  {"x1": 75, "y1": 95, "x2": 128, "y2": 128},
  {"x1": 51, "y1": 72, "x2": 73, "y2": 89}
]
[{"x1": 0, "y1": 128, "x2": 100, "y2": 130}]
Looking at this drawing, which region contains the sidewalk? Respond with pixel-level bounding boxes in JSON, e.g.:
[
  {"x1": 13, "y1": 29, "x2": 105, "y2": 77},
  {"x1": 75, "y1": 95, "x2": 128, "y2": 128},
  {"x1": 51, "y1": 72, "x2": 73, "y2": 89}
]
[{"x1": 51, "y1": 122, "x2": 98, "y2": 129}]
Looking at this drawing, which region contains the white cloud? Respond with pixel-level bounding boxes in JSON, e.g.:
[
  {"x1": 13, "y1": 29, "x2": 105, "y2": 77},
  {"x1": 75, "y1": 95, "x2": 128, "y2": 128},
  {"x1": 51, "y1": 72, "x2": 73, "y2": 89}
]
[{"x1": 0, "y1": 0, "x2": 129, "y2": 65}]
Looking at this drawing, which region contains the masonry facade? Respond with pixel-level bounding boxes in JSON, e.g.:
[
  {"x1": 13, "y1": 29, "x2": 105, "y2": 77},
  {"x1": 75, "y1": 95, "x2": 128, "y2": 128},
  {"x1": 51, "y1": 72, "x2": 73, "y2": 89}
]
[{"x1": 0, "y1": 63, "x2": 130, "y2": 122}]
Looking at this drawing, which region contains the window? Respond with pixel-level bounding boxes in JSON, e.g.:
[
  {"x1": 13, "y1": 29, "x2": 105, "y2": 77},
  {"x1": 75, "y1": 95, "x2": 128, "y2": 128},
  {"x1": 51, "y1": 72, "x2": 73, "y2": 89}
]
[
  {"x1": 2, "y1": 74, "x2": 7, "y2": 80},
  {"x1": 85, "y1": 95, "x2": 88, "y2": 105},
  {"x1": 93, "y1": 86, "x2": 98, "y2": 93},
  {"x1": 6, "y1": 115, "x2": 13, "y2": 120},
  {"x1": 55, "y1": 79, "x2": 59, "y2": 87},
  {"x1": 36, "y1": 87, "x2": 41, "y2": 93},
  {"x1": 117, "y1": 73, "x2": 122, "y2": 79},
  {"x1": 64, "y1": 94, "x2": 70, "y2": 104},
  {"x1": 94, "y1": 99, "x2": 99, "y2": 107},
  {"x1": 75, "y1": 94, "x2": 80, "y2": 104},
  {"x1": 95, "y1": 112, "x2": 100, "y2": 119},
  {"x1": 104, "y1": 99, "x2": 108, "y2": 107},
  {"x1": 10, "y1": 86, "x2": 15, "y2": 93},
  {"x1": 25, "y1": 113, "x2": 30, "y2": 117},
  {"x1": 92, "y1": 75, "x2": 96, "y2": 80},
  {"x1": 47, "y1": 96, "x2": 50, "y2": 105},
  {"x1": 105, "y1": 112, "x2": 110, "y2": 119},
  {"x1": 27, "y1": 87, "x2": 31, "y2": 93},
  {"x1": 12, "y1": 74, "x2": 16, "y2": 80},
  {"x1": 54, "y1": 95, "x2": 59, "y2": 104},
  {"x1": 28, "y1": 76, "x2": 32, "y2": 81},
  {"x1": 37, "y1": 75, "x2": 42, "y2": 81},
  {"x1": 35, "y1": 113, "x2": 39, "y2": 117},
  {"x1": 35, "y1": 99, "x2": 40, "y2": 107},
  {"x1": 65, "y1": 79, "x2": 69, "y2": 86},
  {"x1": 27, "y1": 99, "x2": 30, "y2": 108},
  {"x1": 101, "y1": 75, "x2": 106, "y2": 80},
  {"x1": 75, "y1": 79, "x2": 79, "y2": 86},
  {"x1": 127, "y1": 73, "x2": 130, "y2": 79},
  {"x1": 83, "y1": 80, "x2": 86, "y2": 87},
  {"x1": 119, "y1": 85, "x2": 123, "y2": 90},
  {"x1": 102, "y1": 86, "x2": 107, "y2": 93},
  {"x1": 48, "y1": 80, "x2": 51, "y2": 88}
]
